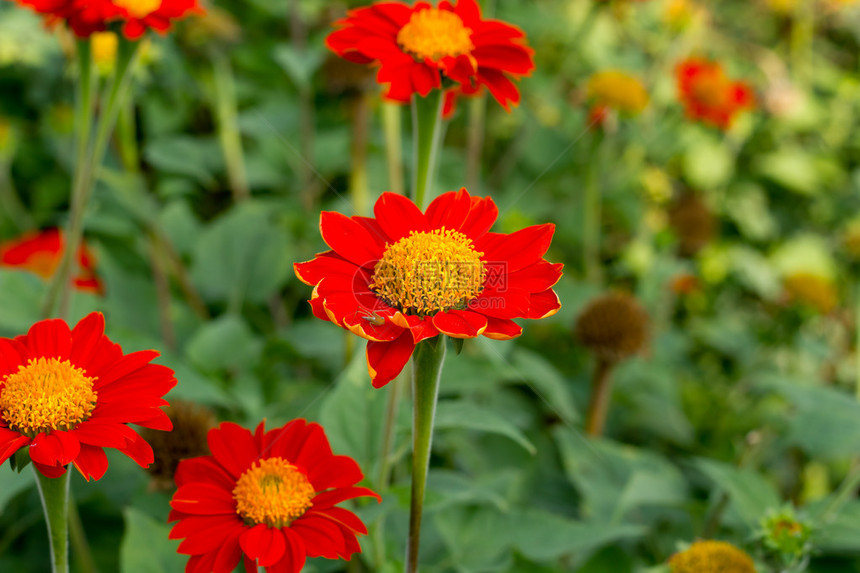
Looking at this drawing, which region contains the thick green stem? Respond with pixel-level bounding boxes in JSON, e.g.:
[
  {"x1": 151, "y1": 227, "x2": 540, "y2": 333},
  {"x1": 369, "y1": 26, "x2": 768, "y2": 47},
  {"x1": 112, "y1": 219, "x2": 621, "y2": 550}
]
[
  {"x1": 411, "y1": 90, "x2": 445, "y2": 209},
  {"x1": 406, "y1": 338, "x2": 447, "y2": 573},
  {"x1": 212, "y1": 51, "x2": 250, "y2": 202},
  {"x1": 382, "y1": 101, "x2": 405, "y2": 197},
  {"x1": 34, "y1": 468, "x2": 71, "y2": 573},
  {"x1": 583, "y1": 133, "x2": 605, "y2": 285}
]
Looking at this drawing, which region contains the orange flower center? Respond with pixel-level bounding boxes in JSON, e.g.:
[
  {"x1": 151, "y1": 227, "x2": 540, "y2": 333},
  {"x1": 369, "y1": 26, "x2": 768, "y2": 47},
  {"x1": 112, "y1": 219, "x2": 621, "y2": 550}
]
[
  {"x1": 232, "y1": 458, "x2": 315, "y2": 527},
  {"x1": 0, "y1": 358, "x2": 97, "y2": 437},
  {"x1": 113, "y1": 0, "x2": 161, "y2": 18},
  {"x1": 396, "y1": 8, "x2": 474, "y2": 62},
  {"x1": 692, "y1": 71, "x2": 730, "y2": 107},
  {"x1": 370, "y1": 228, "x2": 485, "y2": 315}
]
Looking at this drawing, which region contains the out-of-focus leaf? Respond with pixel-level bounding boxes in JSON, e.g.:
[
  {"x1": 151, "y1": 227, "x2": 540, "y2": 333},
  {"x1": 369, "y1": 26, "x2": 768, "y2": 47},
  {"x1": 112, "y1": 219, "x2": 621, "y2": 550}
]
[
  {"x1": 0, "y1": 467, "x2": 32, "y2": 514},
  {"x1": 185, "y1": 315, "x2": 262, "y2": 373},
  {"x1": 190, "y1": 201, "x2": 292, "y2": 304},
  {"x1": 683, "y1": 138, "x2": 734, "y2": 189},
  {"x1": 0, "y1": 269, "x2": 44, "y2": 334},
  {"x1": 507, "y1": 347, "x2": 579, "y2": 423},
  {"x1": 511, "y1": 509, "x2": 644, "y2": 562},
  {"x1": 144, "y1": 135, "x2": 221, "y2": 185},
  {"x1": 435, "y1": 400, "x2": 536, "y2": 454},
  {"x1": 434, "y1": 505, "x2": 514, "y2": 573},
  {"x1": 119, "y1": 507, "x2": 186, "y2": 573},
  {"x1": 694, "y1": 458, "x2": 781, "y2": 529},
  {"x1": 273, "y1": 44, "x2": 324, "y2": 92}
]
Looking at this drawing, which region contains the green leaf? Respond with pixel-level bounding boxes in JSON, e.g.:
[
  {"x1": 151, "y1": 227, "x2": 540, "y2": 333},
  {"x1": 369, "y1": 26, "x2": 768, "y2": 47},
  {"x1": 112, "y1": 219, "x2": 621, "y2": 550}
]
[
  {"x1": 683, "y1": 138, "x2": 734, "y2": 189},
  {"x1": 694, "y1": 458, "x2": 781, "y2": 529},
  {"x1": 435, "y1": 400, "x2": 536, "y2": 454},
  {"x1": 272, "y1": 44, "x2": 323, "y2": 92},
  {"x1": 0, "y1": 269, "x2": 45, "y2": 334},
  {"x1": 507, "y1": 347, "x2": 579, "y2": 423},
  {"x1": 511, "y1": 509, "x2": 644, "y2": 562},
  {"x1": 434, "y1": 505, "x2": 514, "y2": 572},
  {"x1": 185, "y1": 315, "x2": 262, "y2": 373},
  {"x1": 0, "y1": 465, "x2": 33, "y2": 514},
  {"x1": 190, "y1": 200, "x2": 292, "y2": 304},
  {"x1": 119, "y1": 507, "x2": 187, "y2": 573},
  {"x1": 144, "y1": 135, "x2": 221, "y2": 185}
]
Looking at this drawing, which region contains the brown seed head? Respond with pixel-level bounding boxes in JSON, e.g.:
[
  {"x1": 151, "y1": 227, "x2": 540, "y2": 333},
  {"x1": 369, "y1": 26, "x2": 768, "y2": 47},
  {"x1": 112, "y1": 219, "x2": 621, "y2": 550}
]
[
  {"x1": 575, "y1": 292, "x2": 649, "y2": 362},
  {"x1": 668, "y1": 193, "x2": 715, "y2": 257}
]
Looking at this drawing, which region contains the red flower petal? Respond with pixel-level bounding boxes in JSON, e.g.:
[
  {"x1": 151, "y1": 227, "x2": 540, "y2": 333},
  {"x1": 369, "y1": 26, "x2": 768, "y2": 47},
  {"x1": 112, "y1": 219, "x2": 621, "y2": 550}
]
[
  {"x1": 425, "y1": 188, "x2": 472, "y2": 231},
  {"x1": 320, "y1": 211, "x2": 385, "y2": 268},
  {"x1": 240, "y1": 524, "x2": 286, "y2": 567},
  {"x1": 72, "y1": 444, "x2": 108, "y2": 481},
  {"x1": 482, "y1": 317, "x2": 523, "y2": 340},
  {"x1": 207, "y1": 422, "x2": 259, "y2": 479},
  {"x1": 290, "y1": 515, "x2": 345, "y2": 558},
  {"x1": 432, "y1": 309, "x2": 488, "y2": 338},
  {"x1": 312, "y1": 486, "x2": 382, "y2": 509},
  {"x1": 366, "y1": 330, "x2": 416, "y2": 388},
  {"x1": 478, "y1": 223, "x2": 555, "y2": 272},
  {"x1": 29, "y1": 430, "x2": 80, "y2": 470},
  {"x1": 528, "y1": 289, "x2": 562, "y2": 319},
  {"x1": 172, "y1": 483, "x2": 238, "y2": 515},
  {"x1": 0, "y1": 428, "x2": 31, "y2": 465},
  {"x1": 374, "y1": 192, "x2": 430, "y2": 241}
]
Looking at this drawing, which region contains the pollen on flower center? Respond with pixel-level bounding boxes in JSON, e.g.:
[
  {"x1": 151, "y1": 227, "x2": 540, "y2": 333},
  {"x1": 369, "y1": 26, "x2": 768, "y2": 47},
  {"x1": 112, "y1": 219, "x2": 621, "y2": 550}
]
[
  {"x1": 370, "y1": 228, "x2": 486, "y2": 316},
  {"x1": 233, "y1": 458, "x2": 315, "y2": 528},
  {"x1": 396, "y1": 8, "x2": 474, "y2": 62},
  {"x1": 0, "y1": 357, "x2": 97, "y2": 437},
  {"x1": 113, "y1": 0, "x2": 161, "y2": 18}
]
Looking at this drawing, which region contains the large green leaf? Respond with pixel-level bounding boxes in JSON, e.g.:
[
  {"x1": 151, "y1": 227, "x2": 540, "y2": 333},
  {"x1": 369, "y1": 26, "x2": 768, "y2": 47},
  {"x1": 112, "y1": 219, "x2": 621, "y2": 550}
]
[
  {"x1": 190, "y1": 201, "x2": 292, "y2": 305},
  {"x1": 435, "y1": 400, "x2": 536, "y2": 454},
  {"x1": 693, "y1": 458, "x2": 781, "y2": 530},
  {"x1": 119, "y1": 507, "x2": 187, "y2": 573}
]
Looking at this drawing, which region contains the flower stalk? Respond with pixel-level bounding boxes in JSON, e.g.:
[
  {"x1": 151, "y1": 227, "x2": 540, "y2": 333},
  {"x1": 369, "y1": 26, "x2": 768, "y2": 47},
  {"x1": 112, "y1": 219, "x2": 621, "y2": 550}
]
[
  {"x1": 34, "y1": 468, "x2": 71, "y2": 573},
  {"x1": 585, "y1": 357, "x2": 614, "y2": 437},
  {"x1": 406, "y1": 337, "x2": 447, "y2": 573},
  {"x1": 411, "y1": 90, "x2": 446, "y2": 209}
]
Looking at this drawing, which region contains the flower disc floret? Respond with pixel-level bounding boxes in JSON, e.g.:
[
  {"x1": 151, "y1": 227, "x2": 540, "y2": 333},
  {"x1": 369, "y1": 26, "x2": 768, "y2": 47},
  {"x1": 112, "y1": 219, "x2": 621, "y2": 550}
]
[
  {"x1": 668, "y1": 540, "x2": 755, "y2": 573},
  {"x1": 0, "y1": 357, "x2": 97, "y2": 437},
  {"x1": 113, "y1": 0, "x2": 161, "y2": 18},
  {"x1": 396, "y1": 8, "x2": 474, "y2": 62},
  {"x1": 370, "y1": 228, "x2": 485, "y2": 316},
  {"x1": 233, "y1": 458, "x2": 315, "y2": 528}
]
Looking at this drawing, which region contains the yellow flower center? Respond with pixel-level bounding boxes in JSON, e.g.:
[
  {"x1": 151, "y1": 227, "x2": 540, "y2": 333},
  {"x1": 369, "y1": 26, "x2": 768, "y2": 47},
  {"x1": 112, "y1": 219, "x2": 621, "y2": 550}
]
[
  {"x1": 370, "y1": 228, "x2": 485, "y2": 316},
  {"x1": 233, "y1": 458, "x2": 315, "y2": 528},
  {"x1": 0, "y1": 357, "x2": 97, "y2": 437},
  {"x1": 692, "y1": 71, "x2": 730, "y2": 107},
  {"x1": 113, "y1": 0, "x2": 161, "y2": 19},
  {"x1": 396, "y1": 8, "x2": 474, "y2": 62}
]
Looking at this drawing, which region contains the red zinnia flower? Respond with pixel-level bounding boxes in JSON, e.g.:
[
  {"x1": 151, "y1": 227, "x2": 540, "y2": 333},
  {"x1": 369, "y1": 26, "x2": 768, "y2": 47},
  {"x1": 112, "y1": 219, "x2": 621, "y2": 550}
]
[
  {"x1": 0, "y1": 312, "x2": 176, "y2": 480},
  {"x1": 0, "y1": 228, "x2": 103, "y2": 294},
  {"x1": 12, "y1": 0, "x2": 201, "y2": 39},
  {"x1": 294, "y1": 188, "x2": 563, "y2": 388},
  {"x1": 169, "y1": 420, "x2": 380, "y2": 573},
  {"x1": 326, "y1": 0, "x2": 535, "y2": 111},
  {"x1": 676, "y1": 57, "x2": 754, "y2": 129}
]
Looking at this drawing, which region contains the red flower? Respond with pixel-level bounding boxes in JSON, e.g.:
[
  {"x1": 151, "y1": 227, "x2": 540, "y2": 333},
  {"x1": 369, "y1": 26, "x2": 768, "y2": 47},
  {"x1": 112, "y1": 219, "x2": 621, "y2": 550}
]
[
  {"x1": 676, "y1": 57, "x2": 754, "y2": 129},
  {"x1": 0, "y1": 228, "x2": 103, "y2": 295},
  {"x1": 326, "y1": 0, "x2": 535, "y2": 111},
  {"x1": 0, "y1": 312, "x2": 176, "y2": 480},
  {"x1": 294, "y1": 188, "x2": 563, "y2": 388},
  {"x1": 12, "y1": 0, "x2": 201, "y2": 38},
  {"x1": 169, "y1": 420, "x2": 380, "y2": 573}
]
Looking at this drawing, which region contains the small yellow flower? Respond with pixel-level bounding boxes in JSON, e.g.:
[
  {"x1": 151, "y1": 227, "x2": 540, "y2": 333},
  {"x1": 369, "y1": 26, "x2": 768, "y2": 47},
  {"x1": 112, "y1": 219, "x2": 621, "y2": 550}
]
[
  {"x1": 668, "y1": 540, "x2": 755, "y2": 573},
  {"x1": 91, "y1": 32, "x2": 118, "y2": 75},
  {"x1": 586, "y1": 70, "x2": 649, "y2": 115}
]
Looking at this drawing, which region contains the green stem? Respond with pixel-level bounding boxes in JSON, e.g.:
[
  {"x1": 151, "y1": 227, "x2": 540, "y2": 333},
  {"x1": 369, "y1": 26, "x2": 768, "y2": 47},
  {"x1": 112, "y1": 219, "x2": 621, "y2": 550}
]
[
  {"x1": 465, "y1": 94, "x2": 486, "y2": 193},
  {"x1": 212, "y1": 50, "x2": 250, "y2": 202},
  {"x1": 34, "y1": 468, "x2": 71, "y2": 573},
  {"x1": 411, "y1": 90, "x2": 445, "y2": 209},
  {"x1": 116, "y1": 96, "x2": 139, "y2": 174},
  {"x1": 856, "y1": 281, "x2": 860, "y2": 401},
  {"x1": 406, "y1": 338, "x2": 447, "y2": 573},
  {"x1": 583, "y1": 132, "x2": 605, "y2": 284},
  {"x1": 382, "y1": 101, "x2": 405, "y2": 197},
  {"x1": 584, "y1": 357, "x2": 614, "y2": 437},
  {"x1": 816, "y1": 460, "x2": 860, "y2": 523},
  {"x1": 349, "y1": 92, "x2": 371, "y2": 215}
]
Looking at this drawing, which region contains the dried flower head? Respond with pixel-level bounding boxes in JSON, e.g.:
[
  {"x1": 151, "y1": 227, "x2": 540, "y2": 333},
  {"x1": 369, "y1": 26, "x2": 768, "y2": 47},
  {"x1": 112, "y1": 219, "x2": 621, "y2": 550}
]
[
  {"x1": 668, "y1": 540, "x2": 755, "y2": 573},
  {"x1": 668, "y1": 193, "x2": 715, "y2": 257},
  {"x1": 140, "y1": 400, "x2": 215, "y2": 490},
  {"x1": 575, "y1": 292, "x2": 649, "y2": 362}
]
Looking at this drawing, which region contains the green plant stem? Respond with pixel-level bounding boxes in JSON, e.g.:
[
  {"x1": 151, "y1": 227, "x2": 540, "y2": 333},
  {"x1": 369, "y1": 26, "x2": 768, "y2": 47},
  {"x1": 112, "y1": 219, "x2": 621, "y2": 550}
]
[
  {"x1": 406, "y1": 338, "x2": 447, "y2": 573},
  {"x1": 34, "y1": 468, "x2": 71, "y2": 573},
  {"x1": 816, "y1": 460, "x2": 860, "y2": 523},
  {"x1": 790, "y1": 0, "x2": 814, "y2": 86},
  {"x1": 116, "y1": 97, "x2": 139, "y2": 174},
  {"x1": 856, "y1": 281, "x2": 860, "y2": 401},
  {"x1": 382, "y1": 101, "x2": 405, "y2": 197},
  {"x1": 465, "y1": 94, "x2": 486, "y2": 192},
  {"x1": 411, "y1": 90, "x2": 445, "y2": 209},
  {"x1": 583, "y1": 132, "x2": 605, "y2": 285},
  {"x1": 584, "y1": 357, "x2": 614, "y2": 437},
  {"x1": 349, "y1": 92, "x2": 371, "y2": 215},
  {"x1": 43, "y1": 37, "x2": 141, "y2": 320},
  {"x1": 212, "y1": 50, "x2": 250, "y2": 202}
]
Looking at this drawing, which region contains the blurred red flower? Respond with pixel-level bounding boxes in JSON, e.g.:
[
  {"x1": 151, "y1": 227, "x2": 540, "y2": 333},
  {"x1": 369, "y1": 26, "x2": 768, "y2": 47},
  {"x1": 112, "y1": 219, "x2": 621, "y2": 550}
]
[
  {"x1": 169, "y1": 420, "x2": 380, "y2": 573},
  {"x1": 12, "y1": 0, "x2": 201, "y2": 39},
  {"x1": 295, "y1": 189, "x2": 562, "y2": 388},
  {"x1": 326, "y1": 0, "x2": 535, "y2": 111},
  {"x1": 0, "y1": 312, "x2": 176, "y2": 480},
  {"x1": 676, "y1": 57, "x2": 754, "y2": 129},
  {"x1": 0, "y1": 228, "x2": 103, "y2": 294}
]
